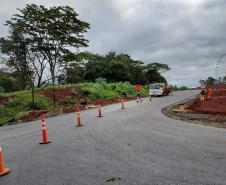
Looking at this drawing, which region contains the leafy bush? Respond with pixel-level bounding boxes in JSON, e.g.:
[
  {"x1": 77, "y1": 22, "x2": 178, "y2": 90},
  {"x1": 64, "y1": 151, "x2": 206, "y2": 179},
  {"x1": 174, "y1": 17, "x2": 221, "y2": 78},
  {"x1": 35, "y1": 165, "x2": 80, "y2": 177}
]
[
  {"x1": 200, "y1": 89, "x2": 207, "y2": 95},
  {"x1": 114, "y1": 82, "x2": 135, "y2": 96},
  {"x1": 0, "y1": 87, "x2": 5, "y2": 93},
  {"x1": 95, "y1": 78, "x2": 107, "y2": 87},
  {"x1": 0, "y1": 93, "x2": 5, "y2": 98},
  {"x1": 8, "y1": 94, "x2": 53, "y2": 110},
  {"x1": 141, "y1": 85, "x2": 149, "y2": 96},
  {"x1": 80, "y1": 98, "x2": 91, "y2": 105},
  {"x1": 0, "y1": 94, "x2": 53, "y2": 125}
]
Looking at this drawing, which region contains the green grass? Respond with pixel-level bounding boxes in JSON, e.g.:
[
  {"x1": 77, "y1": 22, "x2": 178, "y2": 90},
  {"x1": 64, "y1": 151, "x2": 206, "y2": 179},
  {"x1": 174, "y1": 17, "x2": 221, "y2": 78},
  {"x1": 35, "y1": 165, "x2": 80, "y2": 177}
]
[
  {"x1": 0, "y1": 94, "x2": 53, "y2": 126},
  {"x1": 0, "y1": 81, "x2": 149, "y2": 126}
]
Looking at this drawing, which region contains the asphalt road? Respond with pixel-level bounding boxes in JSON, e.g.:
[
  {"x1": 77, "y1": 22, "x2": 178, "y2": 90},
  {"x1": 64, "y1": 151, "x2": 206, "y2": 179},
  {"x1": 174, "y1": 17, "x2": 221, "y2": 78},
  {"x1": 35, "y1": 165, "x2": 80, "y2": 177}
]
[{"x1": 0, "y1": 91, "x2": 226, "y2": 185}]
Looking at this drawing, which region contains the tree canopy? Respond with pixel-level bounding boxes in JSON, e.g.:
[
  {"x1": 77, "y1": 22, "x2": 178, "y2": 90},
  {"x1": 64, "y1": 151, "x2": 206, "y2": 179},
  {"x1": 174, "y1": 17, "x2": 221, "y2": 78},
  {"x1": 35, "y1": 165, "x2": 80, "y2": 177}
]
[
  {"x1": 1, "y1": 4, "x2": 90, "y2": 88},
  {"x1": 0, "y1": 4, "x2": 170, "y2": 93},
  {"x1": 59, "y1": 51, "x2": 170, "y2": 85}
]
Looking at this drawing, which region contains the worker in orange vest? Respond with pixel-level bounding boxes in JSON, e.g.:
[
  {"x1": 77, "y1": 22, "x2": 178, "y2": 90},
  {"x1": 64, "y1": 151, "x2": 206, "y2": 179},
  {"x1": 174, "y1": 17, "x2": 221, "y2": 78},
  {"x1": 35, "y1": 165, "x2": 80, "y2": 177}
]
[{"x1": 207, "y1": 87, "x2": 212, "y2": 101}]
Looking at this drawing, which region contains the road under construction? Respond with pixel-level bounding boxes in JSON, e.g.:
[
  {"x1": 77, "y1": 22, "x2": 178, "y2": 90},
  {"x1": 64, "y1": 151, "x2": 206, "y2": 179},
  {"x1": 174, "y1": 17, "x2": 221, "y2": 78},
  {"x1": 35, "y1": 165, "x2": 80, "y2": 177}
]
[{"x1": 0, "y1": 90, "x2": 226, "y2": 185}]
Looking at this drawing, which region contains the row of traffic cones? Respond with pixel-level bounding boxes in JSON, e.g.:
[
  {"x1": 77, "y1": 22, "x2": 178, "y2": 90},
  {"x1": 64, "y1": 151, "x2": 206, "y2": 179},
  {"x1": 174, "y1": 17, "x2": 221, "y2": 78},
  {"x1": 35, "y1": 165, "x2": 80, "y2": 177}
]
[
  {"x1": 0, "y1": 97, "x2": 128, "y2": 177},
  {"x1": 39, "y1": 97, "x2": 126, "y2": 142},
  {"x1": 0, "y1": 115, "x2": 52, "y2": 177},
  {"x1": 76, "y1": 97, "x2": 126, "y2": 126}
]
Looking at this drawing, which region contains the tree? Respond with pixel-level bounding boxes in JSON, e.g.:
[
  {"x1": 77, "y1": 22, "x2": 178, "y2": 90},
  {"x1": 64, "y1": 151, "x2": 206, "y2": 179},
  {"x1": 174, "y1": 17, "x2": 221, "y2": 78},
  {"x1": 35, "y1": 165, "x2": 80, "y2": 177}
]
[
  {"x1": 0, "y1": 70, "x2": 20, "y2": 92},
  {"x1": 0, "y1": 25, "x2": 32, "y2": 90},
  {"x1": 6, "y1": 4, "x2": 90, "y2": 107},
  {"x1": 144, "y1": 63, "x2": 170, "y2": 84},
  {"x1": 199, "y1": 77, "x2": 216, "y2": 86},
  {"x1": 9, "y1": 4, "x2": 90, "y2": 83},
  {"x1": 80, "y1": 51, "x2": 170, "y2": 85}
]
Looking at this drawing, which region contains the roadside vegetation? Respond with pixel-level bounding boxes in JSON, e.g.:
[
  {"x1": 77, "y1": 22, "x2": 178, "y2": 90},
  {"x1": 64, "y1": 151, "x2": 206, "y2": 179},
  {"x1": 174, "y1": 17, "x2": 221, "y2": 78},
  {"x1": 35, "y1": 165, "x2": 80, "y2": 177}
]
[
  {"x1": 0, "y1": 80, "x2": 149, "y2": 126},
  {"x1": 0, "y1": 4, "x2": 166, "y2": 125}
]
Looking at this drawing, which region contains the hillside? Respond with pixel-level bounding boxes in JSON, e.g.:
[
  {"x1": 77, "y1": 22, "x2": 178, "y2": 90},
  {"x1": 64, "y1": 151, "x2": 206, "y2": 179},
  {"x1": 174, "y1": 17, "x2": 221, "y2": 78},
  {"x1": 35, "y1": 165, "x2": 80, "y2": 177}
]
[{"x1": 0, "y1": 81, "x2": 149, "y2": 126}]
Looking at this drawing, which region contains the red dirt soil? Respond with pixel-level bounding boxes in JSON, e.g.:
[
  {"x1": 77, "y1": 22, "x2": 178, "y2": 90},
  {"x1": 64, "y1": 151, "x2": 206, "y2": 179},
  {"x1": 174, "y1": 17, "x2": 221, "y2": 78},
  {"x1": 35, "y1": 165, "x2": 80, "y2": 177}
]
[
  {"x1": 17, "y1": 110, "x2": 49, "y2": 122},
  {"x1": 188, "y1": 84, "x2": 226, "y2": 115},
  {"x1": 0, "y1": 95, "x2": 15, "y2": 105},
  {"x1": 36, "y1": 87, "x2": 83, "y2": 101},
  {"x1": 0, "y1": 87, "x2": 140, "y2": 124}
]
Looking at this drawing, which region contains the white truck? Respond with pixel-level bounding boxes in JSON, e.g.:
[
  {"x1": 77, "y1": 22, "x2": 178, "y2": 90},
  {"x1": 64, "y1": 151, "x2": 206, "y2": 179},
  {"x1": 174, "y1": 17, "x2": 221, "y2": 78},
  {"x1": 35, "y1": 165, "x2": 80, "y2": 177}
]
[{"x1": 149, "y1": 83, "x2": 171, "y2": 96}]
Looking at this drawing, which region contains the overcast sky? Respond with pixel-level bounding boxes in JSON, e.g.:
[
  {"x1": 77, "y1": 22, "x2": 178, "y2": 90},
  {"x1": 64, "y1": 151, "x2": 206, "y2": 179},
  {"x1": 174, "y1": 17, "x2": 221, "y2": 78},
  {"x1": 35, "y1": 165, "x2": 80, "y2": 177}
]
[{"x1": 1, "y1": 0, "x2": 226, "y2": 87}]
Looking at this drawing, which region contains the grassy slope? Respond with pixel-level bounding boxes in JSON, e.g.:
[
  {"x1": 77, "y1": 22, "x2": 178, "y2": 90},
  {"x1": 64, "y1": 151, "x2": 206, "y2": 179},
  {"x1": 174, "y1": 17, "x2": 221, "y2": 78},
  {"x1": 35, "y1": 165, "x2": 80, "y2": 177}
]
[
  {"x1": 0, "y1": 82, "x2": 149, "y2": 125},
  {"x1": 0, "y1": 94, "x2": 53, "y2": 125}
]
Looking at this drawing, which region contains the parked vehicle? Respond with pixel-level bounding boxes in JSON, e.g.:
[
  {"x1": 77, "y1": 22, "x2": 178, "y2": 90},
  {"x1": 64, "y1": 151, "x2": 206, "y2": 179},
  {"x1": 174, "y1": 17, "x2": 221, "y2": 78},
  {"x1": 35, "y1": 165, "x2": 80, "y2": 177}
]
[{"x1": 149, "y1": 83, "x2": 171, "y2": 96}]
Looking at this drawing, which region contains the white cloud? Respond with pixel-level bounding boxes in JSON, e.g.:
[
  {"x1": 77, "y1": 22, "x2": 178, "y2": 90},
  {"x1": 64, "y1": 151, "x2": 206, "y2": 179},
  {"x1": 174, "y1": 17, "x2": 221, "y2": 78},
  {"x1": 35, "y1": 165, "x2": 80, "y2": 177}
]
[{"x1": 1, "y1": 0, "x2": 226, "y2": 86}]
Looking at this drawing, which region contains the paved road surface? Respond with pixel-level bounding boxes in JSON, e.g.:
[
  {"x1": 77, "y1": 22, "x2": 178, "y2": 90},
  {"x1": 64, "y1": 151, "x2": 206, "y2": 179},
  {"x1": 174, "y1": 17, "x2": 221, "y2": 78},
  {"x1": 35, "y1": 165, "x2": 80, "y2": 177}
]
[{"x1": 0, "y1": 91, "x2": 226, "y2": 185}]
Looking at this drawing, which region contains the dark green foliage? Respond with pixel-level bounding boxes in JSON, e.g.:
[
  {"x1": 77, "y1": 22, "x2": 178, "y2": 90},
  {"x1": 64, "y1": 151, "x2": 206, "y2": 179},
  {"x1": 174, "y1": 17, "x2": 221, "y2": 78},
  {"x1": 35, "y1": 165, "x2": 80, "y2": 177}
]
[
  {"x1": 8, "y1": 94, "x2": 53, "y2": 110},
  {"x1": 0, "y1": 27, "x2": 32, "y2": 90},
  {"x1": 200, "y1": 89, "x2": 207, "y2": 95},
  {"x1": 60, "y1": 51, "x2": 169, "y2": 85},
  {"x1": 199, "y1": 77, "x2": 216, "y2": 86},
  {"x1": 172, "y1": 85, "x2": 188, "y2": 91},
  {"x1": 144, "y1": 63, "x2": 169, "y2": 84},
  {"x1": 0, "y1": 94, "x2": 53, "y2": 125},
  {"x1": 1, "y1": 4, "x2": 91, "y2": 109},
  {"x1": 0, "y1": 71, "x2": 21, "y2": 92}
]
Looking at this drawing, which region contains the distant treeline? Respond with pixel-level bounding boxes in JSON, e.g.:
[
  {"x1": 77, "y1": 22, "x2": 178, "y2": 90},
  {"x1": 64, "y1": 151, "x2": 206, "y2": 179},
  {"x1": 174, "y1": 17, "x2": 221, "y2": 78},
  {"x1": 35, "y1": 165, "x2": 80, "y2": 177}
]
[{"x1": 0, "y1": 4, "x2": 170, "y2": 93}]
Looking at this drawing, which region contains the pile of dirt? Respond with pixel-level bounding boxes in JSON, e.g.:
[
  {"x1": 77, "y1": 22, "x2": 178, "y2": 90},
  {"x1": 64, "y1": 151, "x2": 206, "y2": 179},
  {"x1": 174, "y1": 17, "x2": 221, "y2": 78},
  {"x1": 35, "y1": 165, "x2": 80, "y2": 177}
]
[
  {"x1": 36, "y1": 87, "x2": 83, "y2": 102},
  {"x1": 17, "y1": 110, "x2": 49, "y2": 122},
  {"x1": 163, "y1": 95, "x2": 226, "y2": 129},
  {"x1": 163, "y1": 84, "x2": 226, "y2": 128},
  {"x1": 188, "y1": 84, "x2": 226, "y2": 115}
]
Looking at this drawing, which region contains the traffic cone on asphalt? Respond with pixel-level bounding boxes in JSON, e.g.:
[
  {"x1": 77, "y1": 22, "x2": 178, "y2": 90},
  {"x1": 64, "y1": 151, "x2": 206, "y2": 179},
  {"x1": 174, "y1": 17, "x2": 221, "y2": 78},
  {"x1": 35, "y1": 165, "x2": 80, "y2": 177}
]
[
  {"x1": 121, "y1": 97, "x2": 125, "y2": 109},
  {"x1": 76, "y1": 111, "x2": 83, "y2": 127},
  {"x1": 0, "y1": 147, "x2": 11, "y2": 177},
  {"x1": 97, "y1": 105, "x2": 103, "y2": 117},
  {"x1": 39, "y1": 114, "x2": 51, "y2": 144}
]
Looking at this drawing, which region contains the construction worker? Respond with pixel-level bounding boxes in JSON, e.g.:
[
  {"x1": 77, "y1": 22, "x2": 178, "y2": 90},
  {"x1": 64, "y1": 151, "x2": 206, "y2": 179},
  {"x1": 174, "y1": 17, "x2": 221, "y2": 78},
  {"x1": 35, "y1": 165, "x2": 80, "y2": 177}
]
[
  {"x1": 136, "y1": 90, "x2": 142, "y2": 102},
  {"x1": 200, "y1": 89, "x2": 206, "y2": 102},
  {"x1": 207, "y1": 87, "x2": 212, "y2": 101}
]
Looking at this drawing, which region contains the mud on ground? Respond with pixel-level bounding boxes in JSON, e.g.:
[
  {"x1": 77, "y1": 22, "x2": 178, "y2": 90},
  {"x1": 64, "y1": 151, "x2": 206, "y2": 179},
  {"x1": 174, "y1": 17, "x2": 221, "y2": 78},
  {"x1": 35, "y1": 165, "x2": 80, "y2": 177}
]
[{"x1": 162, "y1": 94, "x2": 226, "y2": 129}]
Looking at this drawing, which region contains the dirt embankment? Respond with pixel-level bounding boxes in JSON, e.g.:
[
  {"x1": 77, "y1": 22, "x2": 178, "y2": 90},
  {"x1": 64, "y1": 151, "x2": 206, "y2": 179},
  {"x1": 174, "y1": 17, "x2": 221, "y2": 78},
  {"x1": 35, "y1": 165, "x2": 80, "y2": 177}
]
[
  {"x1": 163, "y1": 84, "x2": 226, "y2": 128},
  {"x1": 188, "y1": 84, "x2": 226, "y2": 115},
  {"x1": 0, "y1": 87, "x2": 139, "y2": 125}
]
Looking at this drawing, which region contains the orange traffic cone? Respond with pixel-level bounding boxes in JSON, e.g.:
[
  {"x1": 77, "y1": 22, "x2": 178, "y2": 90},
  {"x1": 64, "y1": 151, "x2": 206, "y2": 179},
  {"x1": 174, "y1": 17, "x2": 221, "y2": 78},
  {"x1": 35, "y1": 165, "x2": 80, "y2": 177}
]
[
  {"x1": 97, "y1": 105, "x2": 103, "y2": 117},
  {"x1": 0, "y1": 147, "x2": 11, "y2": 177},
  {"x1": 121, "y1": 97, "x2": 125, "y2": 109},
  {"x1": 76, "y1": 111, "x2": 83, "y2": 127},
  {"x1": 39, "y1": 114, "x2": 51, "y2": 144}
]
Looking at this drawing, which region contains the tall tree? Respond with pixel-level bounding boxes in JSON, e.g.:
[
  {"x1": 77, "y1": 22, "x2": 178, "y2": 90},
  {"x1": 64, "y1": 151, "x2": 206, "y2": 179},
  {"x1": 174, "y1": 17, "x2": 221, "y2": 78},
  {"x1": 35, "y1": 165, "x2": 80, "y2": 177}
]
[
  {"x1": 6, "y1": 4, "x2": 90, "y2": 107},
  {"x1": 145, "y1": 63, "x2": 170, "y2": 84},
  {"x1": 0, "y1": 25, "x2": 32, "y2": 90},
  {"x1": 8, "y1": 4, "x2": 90, "y2": 84}
]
